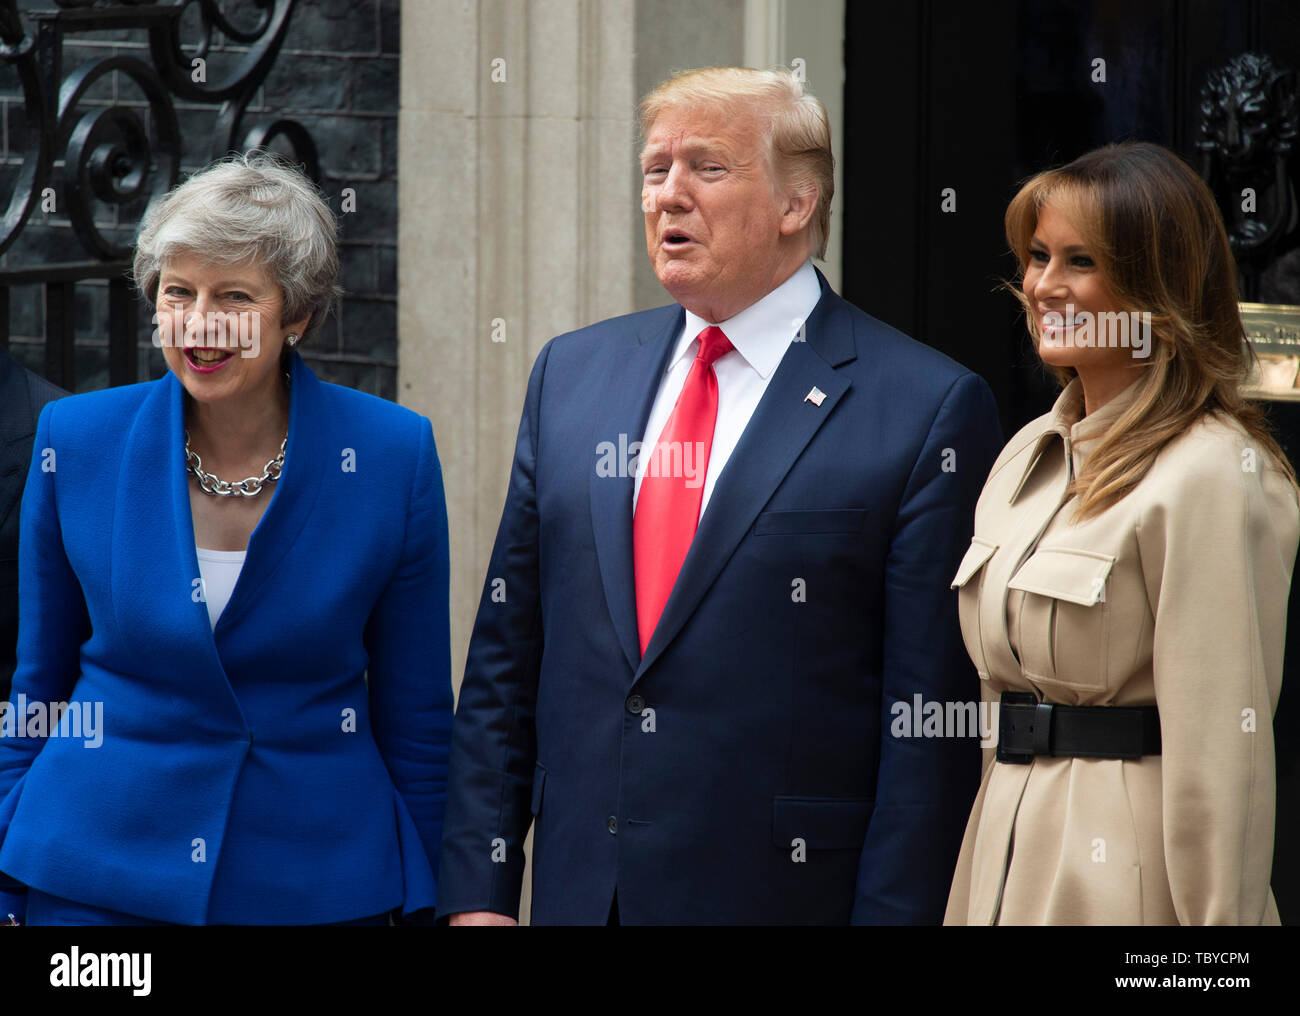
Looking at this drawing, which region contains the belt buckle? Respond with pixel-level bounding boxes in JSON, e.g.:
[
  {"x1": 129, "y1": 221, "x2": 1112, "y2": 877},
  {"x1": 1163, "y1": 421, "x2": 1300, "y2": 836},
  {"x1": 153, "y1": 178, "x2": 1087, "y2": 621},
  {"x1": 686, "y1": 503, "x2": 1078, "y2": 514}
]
[{"x1": 996, "y1": 691, "x2": 1040, "y2": 765}]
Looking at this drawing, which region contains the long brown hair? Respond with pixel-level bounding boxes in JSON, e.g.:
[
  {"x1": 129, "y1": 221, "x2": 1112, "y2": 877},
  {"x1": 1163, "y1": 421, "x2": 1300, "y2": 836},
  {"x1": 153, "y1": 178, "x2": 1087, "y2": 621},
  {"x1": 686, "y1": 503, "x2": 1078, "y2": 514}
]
[{"x1": 1004, "y1": 141, "x2": 1297, "y2": 519}]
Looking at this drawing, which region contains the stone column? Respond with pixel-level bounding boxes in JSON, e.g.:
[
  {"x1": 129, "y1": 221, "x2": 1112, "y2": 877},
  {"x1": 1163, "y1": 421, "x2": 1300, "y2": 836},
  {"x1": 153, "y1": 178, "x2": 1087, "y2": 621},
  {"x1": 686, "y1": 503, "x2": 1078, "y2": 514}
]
[
  {"x1": 744, "y1": 0, "x2": 846, "y2": 293},
  {"x1": 400, "y1": 0, "x2": 637, "y2": 695},
  {"x1": 400, "y1": 0, "x2": 641, "y2": 924}
]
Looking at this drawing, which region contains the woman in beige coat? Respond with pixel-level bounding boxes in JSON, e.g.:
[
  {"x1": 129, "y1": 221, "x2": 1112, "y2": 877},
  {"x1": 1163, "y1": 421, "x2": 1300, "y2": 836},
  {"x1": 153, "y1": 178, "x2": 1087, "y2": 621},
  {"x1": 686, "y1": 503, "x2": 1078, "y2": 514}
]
[{"x1": 944, "y1": 141, "x2": 1299, "y2": 925}]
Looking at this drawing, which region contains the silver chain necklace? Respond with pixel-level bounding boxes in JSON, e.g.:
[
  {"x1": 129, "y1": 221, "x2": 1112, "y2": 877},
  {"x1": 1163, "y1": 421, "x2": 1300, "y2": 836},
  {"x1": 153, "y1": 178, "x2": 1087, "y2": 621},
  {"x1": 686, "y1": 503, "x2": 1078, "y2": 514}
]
[
  {"x1": 184, "y1": 368, "x2": 291, "y2": 498},
  {"x1": 186, "y1": 432, "x2": 286, "y2": 497}
]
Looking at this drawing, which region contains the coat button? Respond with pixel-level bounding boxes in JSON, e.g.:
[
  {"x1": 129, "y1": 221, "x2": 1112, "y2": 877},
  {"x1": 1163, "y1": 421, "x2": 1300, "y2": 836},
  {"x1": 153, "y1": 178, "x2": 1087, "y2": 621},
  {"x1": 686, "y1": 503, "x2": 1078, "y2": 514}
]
[
  {"x1": 607, "y1": 815, "x2": 617, "y2": 835},
  {"x1": 626, "y1": 694, "x2": 645, "y2": 715}
]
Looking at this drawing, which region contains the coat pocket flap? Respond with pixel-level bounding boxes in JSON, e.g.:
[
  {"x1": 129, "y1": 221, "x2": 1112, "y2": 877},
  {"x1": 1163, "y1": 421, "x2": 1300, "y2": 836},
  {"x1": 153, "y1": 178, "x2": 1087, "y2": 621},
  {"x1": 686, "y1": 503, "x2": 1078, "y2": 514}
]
[
  {"x1": 1007, "y1": 546, "x2": 1115, "y2": 606},
  {"x1": 529, "y1": 763, "x2": 547, "y2": 816},
  {"x1": 771, "y1": 795, "x2": 873, "y2": 850},
  {"x1": 951, "y1": 537, "x2": 998, "y2": 588}
]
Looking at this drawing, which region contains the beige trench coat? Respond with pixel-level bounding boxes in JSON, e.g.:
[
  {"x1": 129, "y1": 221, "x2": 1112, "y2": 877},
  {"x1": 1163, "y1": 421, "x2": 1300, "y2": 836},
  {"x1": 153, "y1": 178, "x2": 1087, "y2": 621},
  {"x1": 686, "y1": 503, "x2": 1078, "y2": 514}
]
[{"x1": 943, "y1": 377, "x2": 1298, "y2": 925}]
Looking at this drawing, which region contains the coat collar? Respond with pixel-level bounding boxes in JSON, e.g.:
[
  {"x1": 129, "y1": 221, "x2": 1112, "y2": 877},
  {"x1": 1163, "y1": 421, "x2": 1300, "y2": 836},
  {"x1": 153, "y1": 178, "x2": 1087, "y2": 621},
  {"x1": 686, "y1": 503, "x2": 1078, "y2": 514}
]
[
  {"x1": 589, "y1": 268, "x2": 856, "y2": 677},
  {"x1": 1007, "y1": 375, "x2": 1144, "y2": 503},
  {"x1": 675, "y1": 260, "x2": 823, "y2": 380}
]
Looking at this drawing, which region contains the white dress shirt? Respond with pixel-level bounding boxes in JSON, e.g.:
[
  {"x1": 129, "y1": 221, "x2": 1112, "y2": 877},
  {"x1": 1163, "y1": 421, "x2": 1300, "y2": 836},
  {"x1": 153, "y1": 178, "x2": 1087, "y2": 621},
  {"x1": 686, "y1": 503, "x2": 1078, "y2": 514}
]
[{"x1": 633, "y1": 260, "x2": 823, "y2": 517}]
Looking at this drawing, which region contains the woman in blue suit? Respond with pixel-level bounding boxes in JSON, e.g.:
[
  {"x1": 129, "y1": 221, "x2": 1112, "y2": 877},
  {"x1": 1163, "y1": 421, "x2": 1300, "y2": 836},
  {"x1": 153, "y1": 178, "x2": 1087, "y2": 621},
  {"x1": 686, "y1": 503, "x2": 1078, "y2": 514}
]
[{"x1": 0, "y1": 153, "x2": 452, "y2": 925}]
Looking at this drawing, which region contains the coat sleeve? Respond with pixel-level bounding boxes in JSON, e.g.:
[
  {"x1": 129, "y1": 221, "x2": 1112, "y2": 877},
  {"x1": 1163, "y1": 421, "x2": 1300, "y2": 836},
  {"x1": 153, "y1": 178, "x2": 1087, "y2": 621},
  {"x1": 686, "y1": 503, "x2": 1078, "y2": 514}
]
[
  {"x1": 1136, "y1": 431, "x2": 1298, "y2": 924},
  {"x1": 436, "y1": 340, "x2": 553, "y2": 920},
  {"x1": 363, "y1": 415, "x2": 455, "y2": 922},
  {"x1": 851, "y1": 372, "x2": 1004, "y2": 924},
  {"x1": 0, "y1": 401, "x2": 89, "y2": 924}
]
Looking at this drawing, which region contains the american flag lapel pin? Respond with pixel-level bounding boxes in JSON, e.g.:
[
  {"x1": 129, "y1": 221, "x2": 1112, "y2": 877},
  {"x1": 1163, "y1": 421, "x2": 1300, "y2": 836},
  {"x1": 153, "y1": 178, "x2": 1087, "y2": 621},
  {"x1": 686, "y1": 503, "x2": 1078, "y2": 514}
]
[{"x1": 804, "y1": 386, "x2": 826, "y2": 407}]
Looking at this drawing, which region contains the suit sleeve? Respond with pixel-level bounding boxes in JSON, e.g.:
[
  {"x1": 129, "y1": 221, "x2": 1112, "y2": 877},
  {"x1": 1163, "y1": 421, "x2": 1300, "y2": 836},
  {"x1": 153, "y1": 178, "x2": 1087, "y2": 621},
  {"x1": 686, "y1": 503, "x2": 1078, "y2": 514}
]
[
  {"x1": 851, "y1": 372, "x2": 1003, "y2": 924},
  {"x1": 364, "y1": 416, "x2": 455, "y2": 922},
  {"x1": 0, "y1": 401, "x2": 89, "y2": 923},
  {"x1": 436, "y1": 340, "x2": 553, "y2": 920},
  {"x1": 1137, "y1": 441, "x2": 1297, "y2": 924}
]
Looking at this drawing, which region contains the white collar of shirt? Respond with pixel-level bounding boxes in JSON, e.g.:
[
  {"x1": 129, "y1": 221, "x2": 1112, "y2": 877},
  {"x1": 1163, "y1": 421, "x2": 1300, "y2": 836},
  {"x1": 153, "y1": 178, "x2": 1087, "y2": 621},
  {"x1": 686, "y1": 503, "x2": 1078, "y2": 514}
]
[
  {"x1": 632, "y1": 259, "x2": 825, "y2": 516},
  {"x1": 672, "y1": 260, "x2": 822, "y2": 377}
]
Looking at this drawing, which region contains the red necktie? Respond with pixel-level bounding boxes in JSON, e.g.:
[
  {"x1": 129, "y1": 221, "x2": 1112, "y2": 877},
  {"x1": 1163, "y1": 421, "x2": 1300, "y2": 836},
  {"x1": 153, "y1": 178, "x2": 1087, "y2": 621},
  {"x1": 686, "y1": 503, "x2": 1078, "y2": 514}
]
[{"x1": 633, "y1": 325, "x2": 733, "y2": 655}]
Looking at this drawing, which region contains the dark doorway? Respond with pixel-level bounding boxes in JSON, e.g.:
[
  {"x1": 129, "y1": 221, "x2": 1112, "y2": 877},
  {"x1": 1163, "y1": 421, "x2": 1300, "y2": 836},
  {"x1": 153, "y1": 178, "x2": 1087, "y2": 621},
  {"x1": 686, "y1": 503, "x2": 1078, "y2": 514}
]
[{"x1": 844, "y1": 0, "x2": 1300, "y2": 923}]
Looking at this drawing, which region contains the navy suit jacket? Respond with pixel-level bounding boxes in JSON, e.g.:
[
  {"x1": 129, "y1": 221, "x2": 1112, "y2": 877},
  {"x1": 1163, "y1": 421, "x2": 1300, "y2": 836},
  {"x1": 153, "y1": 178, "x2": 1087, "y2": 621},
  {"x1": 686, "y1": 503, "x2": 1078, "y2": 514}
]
[
  {"x1": 439, "y1": 272, "x2": 1004, "y2": 924},
  {"x1": 0, "y1": 352, "x2": 453, "y2": 924}
]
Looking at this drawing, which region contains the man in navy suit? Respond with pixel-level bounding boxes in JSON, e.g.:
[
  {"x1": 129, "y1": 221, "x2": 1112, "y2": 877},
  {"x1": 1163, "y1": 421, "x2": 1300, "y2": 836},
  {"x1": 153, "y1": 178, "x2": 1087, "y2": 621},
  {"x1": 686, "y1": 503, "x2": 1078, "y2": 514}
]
[{"x1": 439, "y1": 66, "x2": 1003, "y2": 924}]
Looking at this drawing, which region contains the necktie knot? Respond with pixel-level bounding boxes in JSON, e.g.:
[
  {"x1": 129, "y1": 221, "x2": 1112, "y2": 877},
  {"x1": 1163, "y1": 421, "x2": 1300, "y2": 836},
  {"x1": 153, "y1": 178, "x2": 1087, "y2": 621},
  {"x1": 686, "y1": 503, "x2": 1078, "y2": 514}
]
[{"x1": 695, "y1": 326, "x2": 732, "y2": 368}]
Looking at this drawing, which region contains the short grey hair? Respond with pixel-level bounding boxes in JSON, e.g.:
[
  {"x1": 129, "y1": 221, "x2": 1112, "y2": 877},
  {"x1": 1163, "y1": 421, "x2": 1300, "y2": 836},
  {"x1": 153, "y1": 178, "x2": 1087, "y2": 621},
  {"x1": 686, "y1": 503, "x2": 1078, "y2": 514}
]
[{"x1": 133, "y1": 151, "x2": 342, "y2": 340}]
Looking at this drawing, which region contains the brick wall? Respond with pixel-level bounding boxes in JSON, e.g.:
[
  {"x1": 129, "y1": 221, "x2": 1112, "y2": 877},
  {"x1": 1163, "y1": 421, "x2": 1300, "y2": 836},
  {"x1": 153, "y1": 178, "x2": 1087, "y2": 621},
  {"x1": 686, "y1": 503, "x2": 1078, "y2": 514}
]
[{"x1": 0, "y1": 0, "x2": 400, "y2": 399}]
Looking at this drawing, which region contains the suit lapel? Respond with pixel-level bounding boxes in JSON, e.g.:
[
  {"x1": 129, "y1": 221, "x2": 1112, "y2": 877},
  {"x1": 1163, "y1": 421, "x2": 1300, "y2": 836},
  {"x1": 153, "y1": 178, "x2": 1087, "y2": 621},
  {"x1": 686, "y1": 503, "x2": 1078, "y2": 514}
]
[
  {"x1": 635, "y1": 277, "x2": 857, "y2": 678},
  {"x1": 213, "y1": 351, "x2": 325, "y2": 634},
  {"x1": 110, "y1": 370, "x2": 239, "y2": 713},
  {"x1": 590, "y1": 308, "x2": 683, "y2": 672}
]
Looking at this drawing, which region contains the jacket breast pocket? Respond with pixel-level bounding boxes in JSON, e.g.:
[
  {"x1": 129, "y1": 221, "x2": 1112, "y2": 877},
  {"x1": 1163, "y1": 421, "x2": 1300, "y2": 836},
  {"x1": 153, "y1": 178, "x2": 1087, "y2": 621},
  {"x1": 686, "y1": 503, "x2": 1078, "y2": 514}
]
[
  {"x1": 771, "y1": 795, "x2": 873, "y2": 850},
  {"x1": 753, "y1": 508, "x2": 868, "y2": 535},
  {"x1": 951, "y1": 537, "x2": 998, "y2": 679},
  {"x1": 1007, "y1": 546, "x2": 1114, "y2": 692}
]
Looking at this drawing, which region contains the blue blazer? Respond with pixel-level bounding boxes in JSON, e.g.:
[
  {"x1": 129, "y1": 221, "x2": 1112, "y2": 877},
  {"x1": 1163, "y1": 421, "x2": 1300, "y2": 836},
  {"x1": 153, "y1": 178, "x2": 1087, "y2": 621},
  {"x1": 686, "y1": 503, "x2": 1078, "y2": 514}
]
[
  {"x1": 438, "y1": 271, "x2": 1004, "y2": 924},
  {"x1": 0, "y1": 352, "x2": 453, "y2": 925}
]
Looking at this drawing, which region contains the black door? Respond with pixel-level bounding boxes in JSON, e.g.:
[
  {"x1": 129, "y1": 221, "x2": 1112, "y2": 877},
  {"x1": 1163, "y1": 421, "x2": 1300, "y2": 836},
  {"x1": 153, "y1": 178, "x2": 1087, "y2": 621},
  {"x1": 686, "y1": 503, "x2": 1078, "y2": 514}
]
[{"x1": 844, "y1": 0, "x2": 1300, "y2": 923}]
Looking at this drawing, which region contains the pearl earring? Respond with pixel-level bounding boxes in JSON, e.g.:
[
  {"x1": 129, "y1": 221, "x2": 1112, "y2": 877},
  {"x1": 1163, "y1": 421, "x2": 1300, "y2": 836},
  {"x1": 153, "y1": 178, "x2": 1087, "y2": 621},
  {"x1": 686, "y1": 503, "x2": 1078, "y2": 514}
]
[{"x1": 286, "y1": 333, "x2": 300, "y2": 348}]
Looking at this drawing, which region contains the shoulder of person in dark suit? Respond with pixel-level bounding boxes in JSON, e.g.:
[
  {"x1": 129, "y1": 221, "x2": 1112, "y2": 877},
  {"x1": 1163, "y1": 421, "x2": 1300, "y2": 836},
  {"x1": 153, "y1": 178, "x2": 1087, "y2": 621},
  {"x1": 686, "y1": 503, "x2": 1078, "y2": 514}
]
[
  {"x1": 0, "y1": 346, "x2": 66, "y2": 439},
  {"x1": 0, "y1": 346, "x2": 68, "y2": 701},
  {"x1": 0, "y1": 345, "x2": 69, "y2": 531}
]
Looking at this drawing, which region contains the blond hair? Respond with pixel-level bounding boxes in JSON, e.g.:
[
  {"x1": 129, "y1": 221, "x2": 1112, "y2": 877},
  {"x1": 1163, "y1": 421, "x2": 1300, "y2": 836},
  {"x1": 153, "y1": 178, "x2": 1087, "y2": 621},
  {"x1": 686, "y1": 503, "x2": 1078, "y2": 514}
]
[
  {"x1": 1004, "y1": 141, "x2": 1297, "y2": 519},
  {"x1": 638, "y1": 66, "x2": 833, "y2": 260}
]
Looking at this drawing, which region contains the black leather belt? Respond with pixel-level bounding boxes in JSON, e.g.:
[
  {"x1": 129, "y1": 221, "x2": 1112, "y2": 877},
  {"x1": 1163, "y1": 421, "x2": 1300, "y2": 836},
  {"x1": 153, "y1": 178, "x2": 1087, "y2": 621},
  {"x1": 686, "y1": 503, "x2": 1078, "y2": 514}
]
[{"x1": 996, "y1": 691, "x2": 1161, "y2": 764}]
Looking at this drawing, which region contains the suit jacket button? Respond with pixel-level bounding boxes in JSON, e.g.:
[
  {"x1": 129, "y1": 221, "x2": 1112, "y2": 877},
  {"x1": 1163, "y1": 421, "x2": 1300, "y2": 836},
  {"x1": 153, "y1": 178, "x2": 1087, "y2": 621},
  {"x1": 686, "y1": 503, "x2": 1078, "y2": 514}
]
[
  {"x1": 607, "y1": 815, "x2": 617, "y2": 835},
  {"x1": 625, "y1": 694, "x2": 645, "y2": 715}
]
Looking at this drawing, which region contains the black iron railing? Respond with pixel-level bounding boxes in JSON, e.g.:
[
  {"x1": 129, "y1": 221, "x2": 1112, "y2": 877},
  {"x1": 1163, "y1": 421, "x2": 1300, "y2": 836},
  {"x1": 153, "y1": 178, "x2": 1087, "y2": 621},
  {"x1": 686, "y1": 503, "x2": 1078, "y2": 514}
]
[{"x1": 0, "y1": 0, "x2": 317, "y2": 390}]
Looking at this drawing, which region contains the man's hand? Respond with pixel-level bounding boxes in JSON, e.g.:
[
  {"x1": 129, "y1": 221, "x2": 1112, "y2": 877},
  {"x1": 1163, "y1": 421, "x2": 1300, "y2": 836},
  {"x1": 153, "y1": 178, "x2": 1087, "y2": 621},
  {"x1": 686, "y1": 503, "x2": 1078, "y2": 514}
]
[{"x1": 448, "y1": 911, "x2": 517, "y2": 926}]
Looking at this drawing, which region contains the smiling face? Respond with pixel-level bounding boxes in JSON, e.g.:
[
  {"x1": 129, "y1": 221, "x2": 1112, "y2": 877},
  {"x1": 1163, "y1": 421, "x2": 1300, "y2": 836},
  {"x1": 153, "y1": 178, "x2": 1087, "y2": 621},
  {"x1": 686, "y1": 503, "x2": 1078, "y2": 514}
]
[
  {"x1": 640, "y1": 102, "x2": 813, "y2": 322},
  {"x1": 157, "y1": 250, "x2": 308, "y2": 409},
  {"x1": 1023, "y1": 201, "x2": 1136, "y2": 380}
]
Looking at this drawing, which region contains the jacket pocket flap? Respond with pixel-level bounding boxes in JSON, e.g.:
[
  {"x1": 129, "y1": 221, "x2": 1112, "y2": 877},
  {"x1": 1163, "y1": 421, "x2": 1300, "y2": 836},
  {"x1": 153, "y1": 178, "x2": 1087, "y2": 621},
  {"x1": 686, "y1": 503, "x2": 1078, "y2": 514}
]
[
  {"x1": 753, "y1": 508, "x2": 868, "y2": 535},
  {"x1": 1007, "y1": 546, "x2": 1115, "y2": 605},
  {"x1": 951, "y1": 537, "x2": 998, "y2": 588},
  {"x1": 529, "y1": 763, "x2": 547, "y2": 816},
  {"x1": 771, "y1": 796, "x2": 873, "y2": 850}
]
